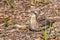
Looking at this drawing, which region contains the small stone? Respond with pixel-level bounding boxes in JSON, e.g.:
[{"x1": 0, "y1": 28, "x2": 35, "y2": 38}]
[
  {"x1": 14, "y1": 24, "x2": 27, "y2": 29},
  {"x1": 40, "y1": 11, "x2": 44, "y2": 15},
  {"x1": 8, "y1": 39, "x2": 12, "y2": 40},
  {"x1": 56, "y1": 36, "x2": 60, "y2": 40},
  {"x1": 50, "y1": 38, "x2": 55, "y2": 40},
  {"x1": 0, "y1": 38, "x2": 4, "y2": 40},
  {"x1": 10, "y1": 29, "x2": 16, "y2": 32}
]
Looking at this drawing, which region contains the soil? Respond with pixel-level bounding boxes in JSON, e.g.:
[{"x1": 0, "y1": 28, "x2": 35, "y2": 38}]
[{"x1": 0, "y1": 0, "x2": 60, "y2": 40}]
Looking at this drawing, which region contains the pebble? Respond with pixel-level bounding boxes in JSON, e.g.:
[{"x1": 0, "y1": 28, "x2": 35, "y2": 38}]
[
  {"x1": 14, "y1": 24, "x2": 27, "y2": 29},
  {"x1": 0, "y1": 38, "x2": 4, "y2": 40},
  {"x1": 40, "y1": 11, "x2": 45, "y2": 15},
  {"x1": 0, "y1": 0, "x2": 60, "y2": 40}
]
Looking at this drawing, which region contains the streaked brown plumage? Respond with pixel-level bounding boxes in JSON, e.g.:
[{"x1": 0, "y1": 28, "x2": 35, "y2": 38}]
[{"x1": 29, "y1": 13, "x2": 55, "y2": 31}]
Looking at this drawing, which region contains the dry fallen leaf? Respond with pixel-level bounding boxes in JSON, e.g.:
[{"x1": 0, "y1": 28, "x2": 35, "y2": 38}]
[
  {"x1": 31, "y1": 0, "x2": 35, "y2": 6},
  {"x1": 38, "y1": 6, "x2": 44, "y2": 10},
  {"x1": 0, "y1": 38, "x2": 4, "y2": 40},
  {"x1": 56, "y1": 36, "x2": 60, "y2": 40},
  {"x1": 15, "y1": 24, "x2": 27, "y2": 29},
  {"x1": 16, "y1": 29, "x2": 24, "y2": 32},
  {"x1": 50, "y1": 38, "x2": 55, "y2": 40},
  {"x1": 35, "y1": 37, "x2": 42, "y2": 40}
]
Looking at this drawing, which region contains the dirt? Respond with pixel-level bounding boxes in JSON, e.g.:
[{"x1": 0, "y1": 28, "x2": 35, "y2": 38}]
[{"x1": 0, "y1": 0, "x2": 60, "y2": 40}]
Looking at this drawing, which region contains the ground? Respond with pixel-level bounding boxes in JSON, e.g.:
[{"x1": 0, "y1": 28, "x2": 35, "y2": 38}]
[{"x1": 0, "y1": 0, "x2": 60, "y2": 40}]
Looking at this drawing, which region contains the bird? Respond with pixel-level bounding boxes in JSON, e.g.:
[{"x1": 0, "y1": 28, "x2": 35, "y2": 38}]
[
  {"x1": 29, "y1": 12, "x2": 55, "y2": 31},
  {"x1": 37, "y1": 18, "x2": 55, "y2": 29},
  {"x1": 29, "y1": 13, "x2": 40, "y2": 31}
]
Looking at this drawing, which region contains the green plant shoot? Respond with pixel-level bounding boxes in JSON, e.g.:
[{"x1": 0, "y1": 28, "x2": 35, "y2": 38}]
[
  {"x1": 54, "y1": 28, "x2": 57, "y2": 38},
  {"x1": 11, "y1": 20, "x2": 16, "y2": 25},
  {"x1": 44, "y1": 0, "x2": 49, "y2": 4},
  {"x1": 6, "y1": 0, "x2": 14, "y2": 8},
  {"x1": 50, "y1": 22, "x2": 53, "y2": 27},
  {"x1": 41, "y1": 29, "x2": 48, "y2": 40},
  {"x1": 2, "y1": 18, "x2": 9, "y2": 27},
  {"x1": 6, "y1": 0, "x2": 10, "y2": 5},
  {"x1": 34, "y1": 0, "x2": 37, "y2": 6}
]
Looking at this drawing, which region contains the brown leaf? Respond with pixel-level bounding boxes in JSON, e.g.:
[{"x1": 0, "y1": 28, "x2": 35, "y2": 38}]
[
  {"x1": 15, "y1": 24, "x2": 27, "y2": 29},
  {"x1": 35, "y1": 37, "x2": 43, "y2": 40}
]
